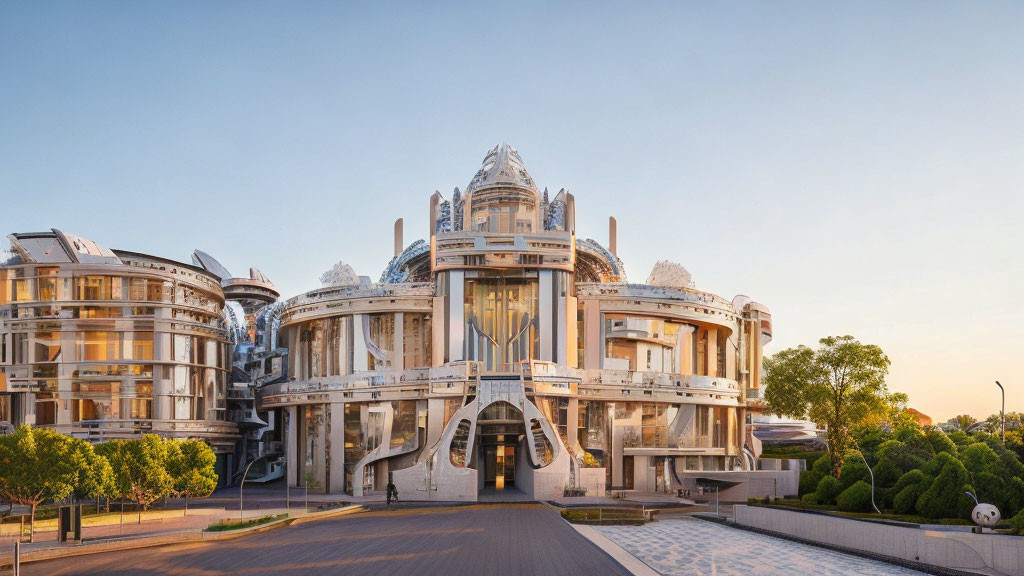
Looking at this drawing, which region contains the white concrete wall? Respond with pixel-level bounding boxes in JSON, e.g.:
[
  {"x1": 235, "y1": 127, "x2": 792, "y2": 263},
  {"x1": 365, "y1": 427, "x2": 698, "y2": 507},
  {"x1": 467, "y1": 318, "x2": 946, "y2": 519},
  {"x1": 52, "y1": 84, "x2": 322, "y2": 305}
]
[
  {"x1": 678, "y1": 469, "x2": 800, "y2": 501},
  {"x1": 733, "y1": 505, "x2": 1024, "y2": 576}
]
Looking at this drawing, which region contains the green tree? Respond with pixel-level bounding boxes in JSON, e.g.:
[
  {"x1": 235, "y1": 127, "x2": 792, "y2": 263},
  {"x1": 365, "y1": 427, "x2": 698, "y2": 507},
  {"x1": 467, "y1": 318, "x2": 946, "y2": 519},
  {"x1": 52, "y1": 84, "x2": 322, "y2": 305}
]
[
  {"x1": 167, "y1": 439, "x2": 218, "y2": 515},
  {"x1": 851, "y1": 424, "x2": 891, "y2": 466},
  {"x1": 916, "y1": 453, "x2": 974, "y2": 519},
  {"x1": 838, "y1": 451, "x2": 870, "y2": 491},
  {"x1": 67, "y1": 436, "x2": 114, "y2": 515},
  {"x1": 884, "y1": 392, "x2": 920, "y2": 431},
  {"x1": 959, "y1": 442, "x2": 999, "y2": 476},
  {"x1": 97, "y1": 435, "x2": 173, "y2": 523},
  {"x1": 946, "y1": 414, "x2": 977, "y2": 431},
  {"x1": 763, "y1": 335, "x2": 891, "y2": 477},
  {"x1": 0, "y1": 426, "x2": 80, "y2": 541},
  {"x1": 1004, "y1": 429, "x2": 1024, "y2": 463},
  {"x1": 923, "y1": 429, "x2": 957, "y2": 457}
]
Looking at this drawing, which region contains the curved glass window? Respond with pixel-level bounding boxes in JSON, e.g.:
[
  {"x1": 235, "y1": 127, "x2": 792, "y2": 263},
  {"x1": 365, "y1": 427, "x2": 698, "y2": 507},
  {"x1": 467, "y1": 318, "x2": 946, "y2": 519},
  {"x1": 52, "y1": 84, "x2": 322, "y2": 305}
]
[{"x1": 465, "y1": 275, "x2": 538, "y2": 371}]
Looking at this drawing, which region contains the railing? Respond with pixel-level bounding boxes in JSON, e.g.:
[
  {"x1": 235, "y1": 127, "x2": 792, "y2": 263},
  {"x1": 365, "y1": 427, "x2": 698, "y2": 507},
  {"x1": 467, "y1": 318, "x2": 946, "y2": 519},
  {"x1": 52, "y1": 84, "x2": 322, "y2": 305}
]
[
  {"x1": 581, "y1": 369, "x2": 739, "y2": 391},
  {"x1": 621, "y1": 428, "x2": 714, "y2": 450},
  {"x1": 282, "y1": 282, "x2": 434, "y2": 309},
  {"x1": 575, "y1": 282, "x2": 736, "y2": 310}
]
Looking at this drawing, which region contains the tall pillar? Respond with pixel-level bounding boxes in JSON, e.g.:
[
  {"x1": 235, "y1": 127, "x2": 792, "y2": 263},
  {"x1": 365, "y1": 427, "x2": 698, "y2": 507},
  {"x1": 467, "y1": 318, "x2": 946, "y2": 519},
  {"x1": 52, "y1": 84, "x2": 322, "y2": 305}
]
[
  {"x1": 448, "y1": 271, "x2": 465, "y2": 362},
  {"x1": 565, "y1": 295, "x2": 578, "y2": 367},
  {"x1": 567, "y1": 397, "x2": 580, "y2": 451},
  {"x1": 608, "y1": 216, "x2": 617, "y2": 257},
  {"x1": 394, "y1": 218, "x2": 404, "y2": 257},
  {"x1": 329, "y1": 402, "x2": 345, "y2": 493},
  {"x1": 432, "y1": 295, "x2": 445, "y2": 366},
  {"x1": 726, "y1": 332, "x2": 737, "y2": 380},
  {"x1": 707, "y1": 329, "x2": 718, "y2": 377},
  {"x1": 353, "y1": 315, "x2": 369, "y2": 372},
  {"x1": 678, "y1": 326, "x2": 694, "y2": 375},
  {"x1": 285, "y1": 406, "x2": 298, "y2": 487},
  {"x1": 393, "y1": 312, "x2": 404, "y2": 370},
  {"x1": 539, "y1": 270, "x2": 553, "y2": 362},
  {"x1": 583, "y1": 300, "x2": 601, "y2": 369}
]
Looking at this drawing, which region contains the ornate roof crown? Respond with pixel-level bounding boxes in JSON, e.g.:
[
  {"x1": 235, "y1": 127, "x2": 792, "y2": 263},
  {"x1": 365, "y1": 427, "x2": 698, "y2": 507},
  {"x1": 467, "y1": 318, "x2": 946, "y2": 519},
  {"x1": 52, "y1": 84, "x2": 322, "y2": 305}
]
[{"x1": 465, "y1": 143, "x2": 536, "y2": 194}]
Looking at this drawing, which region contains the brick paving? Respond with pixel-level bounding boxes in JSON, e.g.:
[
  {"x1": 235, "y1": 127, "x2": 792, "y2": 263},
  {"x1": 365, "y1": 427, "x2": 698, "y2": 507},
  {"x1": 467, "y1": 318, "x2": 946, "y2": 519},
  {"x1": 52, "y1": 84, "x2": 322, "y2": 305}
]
[{"x1": 597, "y1": 517, "x2": 928, "y2": 575}]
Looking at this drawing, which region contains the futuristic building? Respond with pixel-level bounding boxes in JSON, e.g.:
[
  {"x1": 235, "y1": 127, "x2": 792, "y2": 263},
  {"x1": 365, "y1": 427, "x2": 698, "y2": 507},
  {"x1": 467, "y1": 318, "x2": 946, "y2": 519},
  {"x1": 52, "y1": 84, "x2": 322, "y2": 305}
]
[
  {"x1": 0, "y1": 145, "x2": 784, "y2": 499},
  {"x1": 0, "y1": 230, "x2": 276, "y2": 481},
  {"x1": 262, "y1": 144, "x2": 778, "y2": 500}
]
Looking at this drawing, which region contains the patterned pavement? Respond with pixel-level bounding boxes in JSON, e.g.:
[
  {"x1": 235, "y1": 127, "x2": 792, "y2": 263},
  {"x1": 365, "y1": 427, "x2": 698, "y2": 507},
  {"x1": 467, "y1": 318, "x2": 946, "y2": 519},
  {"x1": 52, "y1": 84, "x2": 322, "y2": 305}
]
[{"x1": 596, "y1": 517, "x2": 927, "y2": 576}]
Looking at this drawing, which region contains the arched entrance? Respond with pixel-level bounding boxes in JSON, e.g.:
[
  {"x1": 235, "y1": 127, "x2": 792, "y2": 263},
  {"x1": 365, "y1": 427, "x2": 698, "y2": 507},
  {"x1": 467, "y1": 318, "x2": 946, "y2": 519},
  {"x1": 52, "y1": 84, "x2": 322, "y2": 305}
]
[{"x1": 477, "y1": 401, "x2": 525, "y2": 490}]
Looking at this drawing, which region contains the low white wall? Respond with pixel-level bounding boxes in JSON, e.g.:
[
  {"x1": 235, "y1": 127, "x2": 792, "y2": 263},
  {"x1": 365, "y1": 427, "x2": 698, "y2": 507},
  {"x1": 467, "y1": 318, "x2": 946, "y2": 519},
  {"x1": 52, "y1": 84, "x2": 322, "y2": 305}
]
[
  {"x1": 580, "y1": 468, "x2": 606, "y2": 497},
  {"x1": 678, "y1": 469, "x2": 800, "y2": 501},
  {"x1": 733, "y1": 505, "x2": 1024, "y2": 576}
]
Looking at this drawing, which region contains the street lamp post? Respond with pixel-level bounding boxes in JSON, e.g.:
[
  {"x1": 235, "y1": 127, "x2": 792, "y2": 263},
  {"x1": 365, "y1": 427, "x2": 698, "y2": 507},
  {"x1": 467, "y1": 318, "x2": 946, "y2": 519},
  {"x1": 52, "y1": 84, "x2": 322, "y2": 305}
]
[
  {"x1": 996, "y1": 381, "x2": 1005, "y2": 443},
  {"x1": 848, "y1": 434, "x2": 881, "y2": 514},
  {"x1": 239, "y1": 455, "x2": 267, "y2": 523}
]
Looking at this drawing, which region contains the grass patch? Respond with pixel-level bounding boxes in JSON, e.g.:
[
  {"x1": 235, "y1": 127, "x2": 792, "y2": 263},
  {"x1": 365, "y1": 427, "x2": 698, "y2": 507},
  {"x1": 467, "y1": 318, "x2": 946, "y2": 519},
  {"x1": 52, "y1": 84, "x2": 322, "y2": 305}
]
[
  {"x1": 561, "y1": 508, "x2": 648, "y2": 525},
  {"x1": 207, "y1": 514, "x2": 286, "y2": 532}
]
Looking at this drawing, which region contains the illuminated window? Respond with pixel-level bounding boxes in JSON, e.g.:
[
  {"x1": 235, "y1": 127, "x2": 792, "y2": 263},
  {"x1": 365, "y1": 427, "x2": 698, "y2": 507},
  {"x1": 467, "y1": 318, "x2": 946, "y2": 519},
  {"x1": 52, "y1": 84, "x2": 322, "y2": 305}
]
[
  {"x1": 32, "y1": 332, "x2": 61, "y2": 363},
  {"x1": 74, "y1": 276, "x2": 122, "y2": 300},
  {"x1": 464, "y1": 274, "x2": 538, "y2": 370},
  {"x1": 77, "y1": 331, "x2": 124, "y2": 361},
  {"x1": 133, "y1": 332, "x2": 154, "y2": 361}
]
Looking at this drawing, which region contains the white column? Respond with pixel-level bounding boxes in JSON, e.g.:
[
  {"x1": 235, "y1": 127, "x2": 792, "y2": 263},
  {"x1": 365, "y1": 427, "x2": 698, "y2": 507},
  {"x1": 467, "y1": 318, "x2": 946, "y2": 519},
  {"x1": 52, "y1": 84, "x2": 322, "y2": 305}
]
[
  {"x1": 539, "y1": 270, "x2": 553, "y2": 362},
  {"x1": 583, "y1": 300, "x2": 601, "y2": 369},
  {"x1": 393, "y1": 312, "x2": 404, "y2": 370},
  {"x1": 707, "y1": 329, "x2": 718, "y2": 377},
  {"x1": 353, "y1": 315, "x2": 368, "y2": 372},
  {"x1": 285, "y1": 406, "x2": 298, "y2": 487},
  {"x1": 448, "y1": 271, "x2": 465, "y2": 362}
]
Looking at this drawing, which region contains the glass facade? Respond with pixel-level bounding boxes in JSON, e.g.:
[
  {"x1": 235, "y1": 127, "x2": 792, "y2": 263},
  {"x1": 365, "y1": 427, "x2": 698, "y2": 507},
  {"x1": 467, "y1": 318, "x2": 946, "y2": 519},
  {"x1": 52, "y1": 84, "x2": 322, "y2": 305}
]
[
  {"x1": 464, "y1": 274, "x2": 539, "y2": 370},
  {"x1": 0, "y1": 253, "x2": 234, "y2": 450}
]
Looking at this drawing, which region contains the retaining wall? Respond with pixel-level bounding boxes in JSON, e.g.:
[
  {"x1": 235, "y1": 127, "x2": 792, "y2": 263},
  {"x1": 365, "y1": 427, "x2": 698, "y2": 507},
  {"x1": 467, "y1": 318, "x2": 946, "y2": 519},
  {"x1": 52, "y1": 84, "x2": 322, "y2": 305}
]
[{"x1": 733, "y1": 505, "x2": 1024, "y2": 576}]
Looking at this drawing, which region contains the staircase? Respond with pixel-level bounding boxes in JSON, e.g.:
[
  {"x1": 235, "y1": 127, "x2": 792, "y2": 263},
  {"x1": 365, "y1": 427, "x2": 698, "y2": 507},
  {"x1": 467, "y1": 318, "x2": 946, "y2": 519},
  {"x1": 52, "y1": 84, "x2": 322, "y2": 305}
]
[{"x1": 530, "y1": 419, "x2": 549, "y2": 464}]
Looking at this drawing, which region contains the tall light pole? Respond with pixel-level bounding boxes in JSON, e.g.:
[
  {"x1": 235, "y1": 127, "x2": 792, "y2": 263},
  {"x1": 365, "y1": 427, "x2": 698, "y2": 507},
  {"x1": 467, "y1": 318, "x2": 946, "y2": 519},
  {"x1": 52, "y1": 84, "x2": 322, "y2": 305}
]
[
  {"x1": 239, "y1": 455, "x2": 268, "y2": 523},
  {"x1": 848, "y1": 433, "x2": 880, "y2": 514},
  {"x1": 996, "y1": 381, "x2": 1005, "y2": 443}
]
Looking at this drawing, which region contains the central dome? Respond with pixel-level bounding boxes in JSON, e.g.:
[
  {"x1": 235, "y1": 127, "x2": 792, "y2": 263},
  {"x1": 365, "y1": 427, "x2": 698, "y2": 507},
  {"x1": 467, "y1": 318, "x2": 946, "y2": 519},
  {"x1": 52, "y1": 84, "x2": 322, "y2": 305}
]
[
  {"x1": 465, "y1": 143, "x2": 537, "y2": 194},
  {"x1": 462, "y1": 144, "x2": 541, "y2": 234}
]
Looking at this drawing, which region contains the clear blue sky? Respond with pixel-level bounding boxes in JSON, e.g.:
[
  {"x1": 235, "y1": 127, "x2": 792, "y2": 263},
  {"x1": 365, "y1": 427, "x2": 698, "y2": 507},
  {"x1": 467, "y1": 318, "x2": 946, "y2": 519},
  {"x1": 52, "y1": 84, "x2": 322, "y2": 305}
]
[{"x1": 2, "y1": 2, "x2": 1022, "y2": 422}]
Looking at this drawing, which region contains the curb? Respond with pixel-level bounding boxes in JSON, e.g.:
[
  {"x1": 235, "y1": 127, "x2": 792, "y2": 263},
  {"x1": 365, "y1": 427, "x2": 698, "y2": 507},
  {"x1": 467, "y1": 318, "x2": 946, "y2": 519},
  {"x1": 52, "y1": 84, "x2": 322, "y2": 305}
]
[{"x1": 0, "y1": 504, "x2": 365, "y2": 568}]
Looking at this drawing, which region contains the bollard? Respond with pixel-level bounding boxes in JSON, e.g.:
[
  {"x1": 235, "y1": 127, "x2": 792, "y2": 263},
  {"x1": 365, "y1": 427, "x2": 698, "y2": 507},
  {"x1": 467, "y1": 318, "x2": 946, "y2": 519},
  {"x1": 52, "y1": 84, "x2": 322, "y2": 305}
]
[{"x1": 13, "y1": 540, "x2": 20, "y2": 576}]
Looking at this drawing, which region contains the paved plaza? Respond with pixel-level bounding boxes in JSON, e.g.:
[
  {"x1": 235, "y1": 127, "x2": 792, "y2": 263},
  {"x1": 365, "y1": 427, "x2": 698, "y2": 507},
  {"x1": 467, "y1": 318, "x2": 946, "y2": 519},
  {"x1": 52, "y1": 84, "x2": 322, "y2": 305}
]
[
  {"x1": 22, "y1": 504, "x2": 630, "y2": 576},
  {"x1": 597, "y1": 517, "x2": 928, "y2": 576},
  {"x1": 14, "y1": 505, "x2": 941, "y2": 576}
]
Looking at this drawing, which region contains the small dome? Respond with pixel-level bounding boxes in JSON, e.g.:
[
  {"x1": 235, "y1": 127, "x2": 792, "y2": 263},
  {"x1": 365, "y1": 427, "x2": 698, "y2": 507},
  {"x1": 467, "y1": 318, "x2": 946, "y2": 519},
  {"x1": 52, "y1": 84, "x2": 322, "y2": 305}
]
[
  {"x1": 465, "y1": 143, "x2": 537, "y2": 194},
  {"x1": 319, "y1": 261, "x2": 360, "y2": 287},
  {"x1": 647, "y1": 261, "x2": 695, "y2": 289}
]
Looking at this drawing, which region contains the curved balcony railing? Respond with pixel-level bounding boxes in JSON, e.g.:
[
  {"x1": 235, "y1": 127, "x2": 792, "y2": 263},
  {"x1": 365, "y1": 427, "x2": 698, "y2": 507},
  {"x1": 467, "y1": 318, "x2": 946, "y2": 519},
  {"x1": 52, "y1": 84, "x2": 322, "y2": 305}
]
[{"x1": 620, "y1": 426, "x2": 715, "y2": 450}]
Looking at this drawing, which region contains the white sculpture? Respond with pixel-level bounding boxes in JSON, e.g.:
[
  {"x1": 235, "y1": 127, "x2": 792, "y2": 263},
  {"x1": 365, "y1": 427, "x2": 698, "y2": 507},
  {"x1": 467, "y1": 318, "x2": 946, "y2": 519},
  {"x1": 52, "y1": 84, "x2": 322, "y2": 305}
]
[
  {"x1": 966, "y1": 491, "x2": 1001, "y2": 527},
  {"x1": 319, "y1": 261, "x2": 359, "y2": 287},
  {"x1": 647, "y1": 260, "x2": 695, "y2": 289}
]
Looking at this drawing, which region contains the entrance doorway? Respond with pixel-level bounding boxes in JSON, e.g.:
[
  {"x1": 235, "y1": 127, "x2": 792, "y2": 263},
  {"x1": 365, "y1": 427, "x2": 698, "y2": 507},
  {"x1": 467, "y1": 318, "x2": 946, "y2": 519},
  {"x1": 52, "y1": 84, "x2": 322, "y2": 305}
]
[
  {"x1": 481, "y1": 441, "x2": 516, "y2": 489},
  {"x1": 477, "y1": 401, "x2": 525, "y2": 491}
]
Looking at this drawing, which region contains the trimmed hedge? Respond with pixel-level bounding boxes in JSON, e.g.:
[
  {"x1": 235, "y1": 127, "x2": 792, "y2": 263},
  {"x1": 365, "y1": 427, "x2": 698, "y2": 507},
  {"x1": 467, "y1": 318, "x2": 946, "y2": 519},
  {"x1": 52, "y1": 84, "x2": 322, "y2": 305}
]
[
  {"x1": 813, "y1": 475, "x2": 842, "y2": 505},
  {"x1": 837, "y1": 481, "x2": 874, "y2": 512}
]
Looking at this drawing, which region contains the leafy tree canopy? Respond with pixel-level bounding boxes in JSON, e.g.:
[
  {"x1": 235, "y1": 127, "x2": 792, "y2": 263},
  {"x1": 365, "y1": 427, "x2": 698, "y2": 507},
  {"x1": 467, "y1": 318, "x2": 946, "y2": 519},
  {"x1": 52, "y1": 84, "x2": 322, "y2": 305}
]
[
  {"x1": 0, "y1": 426, "x2": 92, "y2": 540},
  {"x1": 167, "y1": 439, "x2": 218, "y2": 501},
  {"x1": 97, "y1": 434, "x2": 173, "y2": 509},
  {"x1": 764, "y1": 335, "x2": 891, "y2": 476}
]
